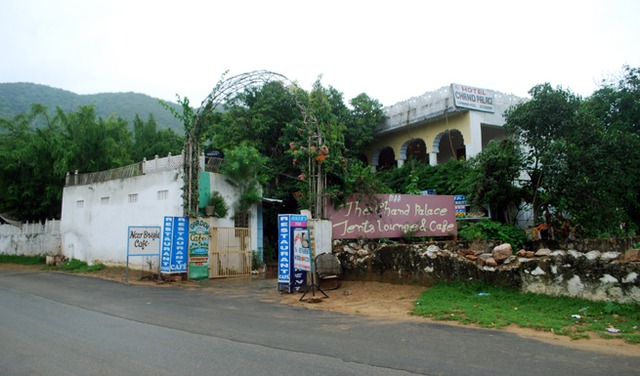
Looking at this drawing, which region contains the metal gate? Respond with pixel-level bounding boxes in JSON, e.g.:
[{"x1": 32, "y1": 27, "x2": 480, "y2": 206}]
[{"x1": 209, "y1": 227, "x2": 252, "y2": 278}]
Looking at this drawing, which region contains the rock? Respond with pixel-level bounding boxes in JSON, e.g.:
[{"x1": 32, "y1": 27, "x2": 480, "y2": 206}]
[
  {"x1": 534, "y1": 248, "x2": 551, "y2": 257},
  {"x1": 462, "y1": 249, "x2": 475, "y2": 256},
  {"x1": 585, "y1": 250, "x2": 601, "y2": 260},
  {"x1": 466, "y1": 255, "x2": 478, "y2": 261},
  {"x1": 46, "y1": 255, "x2": 57, "y2": 266},
  {"x1": 492, "y1": 244, "x2": 513, "y2": 263},
  {"x1": 423, "y1": 250, "x2": 438, "y2": 259},
  {"x1": 600, "y1": 274, "x2": 619, "y2": 284},
  {"x1": 516, "y1": 249, "x2": 527, "y2": 257},
  {"x1": 531, "y1": 266, "x2": 546, "y2": 276},
  {"x1": 622, "y1": 272, "x2": 638, "y2": 283},
  {"x1": 568, "y1": 250, "x2": 583, "y2": 259},
  {"x1": 427, "y1": 244, "x2": 441, "y2": 252},
  {"x1": 356, "y1": 249, "x2": 370, "y2": 257},
  {"x1": 600, "y1": 252, "x2": 621, "y2": 261},
  {"x1": 623, "y1": 249, "x2": 640, "y2": 262},
  {"x1": 525, "y1": 251, "x2": 536, "y2": 258},
  {"x1": 485, "y1": 257, "x2": 498, "y2": 267}
]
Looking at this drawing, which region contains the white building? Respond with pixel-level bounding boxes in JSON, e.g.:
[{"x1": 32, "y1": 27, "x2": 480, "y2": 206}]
[{"x1": 60, "y1": 154, "x2": 259, "y2": 272}]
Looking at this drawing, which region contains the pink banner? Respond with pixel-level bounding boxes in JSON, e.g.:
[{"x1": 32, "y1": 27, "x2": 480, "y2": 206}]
[{"x1": 326, "y1": 194, "x2": 457, "y2": 239}]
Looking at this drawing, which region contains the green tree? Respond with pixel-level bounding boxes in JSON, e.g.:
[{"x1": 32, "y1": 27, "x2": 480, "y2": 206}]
[
  {"x1": 344, "y1": 93, "x2": 385, "y2": 159},
  {"x1": 505, "y1": 72, "x2": 640, "y2": 237},
  {"x1": 504, "y1": 83, "x2": 581, "y2": 225},
  {"x1": 55, "y1": 105, "x2": 133, "y2": 174},
  {"x1": 0, "y1": 105, "x2": 66, "y2": 220},
  {"x1": 221, "y1": 142, "x2": 268, "y2": 214},
  {"x1": 131, "y1": 114, "x2": 183, "y2": 161},
  {"x1": 468, "y1": 139, "x2": 524, "y2": 224}
]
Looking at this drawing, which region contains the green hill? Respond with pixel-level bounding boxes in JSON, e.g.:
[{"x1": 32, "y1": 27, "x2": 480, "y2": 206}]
[{"x1": 0, "y1": 82, "x2": 183, "y2": 132}]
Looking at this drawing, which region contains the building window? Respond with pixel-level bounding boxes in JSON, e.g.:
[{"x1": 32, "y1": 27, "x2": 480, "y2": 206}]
[
  {"x1": 157, "y1": 190, "x2": 169, "y2": 201},
  {"x1": 128, "y1": 193, "x2": 138, "y2": 203},
  {"x1": 76, "y1": 200, "x2": 84, "y2": 209},
  {"x1": 234, "y1": 211, "x2": 249, "y2": 227},
  {"x1": 100, "y1": 197, "x2": 110, "y2": 206}
]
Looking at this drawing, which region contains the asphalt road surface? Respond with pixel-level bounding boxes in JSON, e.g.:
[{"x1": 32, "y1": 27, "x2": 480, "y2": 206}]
[{"x1": 1, "y1": 269, "x2": 638, "y2": 376}]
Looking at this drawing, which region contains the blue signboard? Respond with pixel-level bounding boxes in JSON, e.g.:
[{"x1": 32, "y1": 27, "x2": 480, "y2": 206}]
[
  {"x1": 161, "y1": 216, "x2": 188, "y2": 274},
  {"x1": 278, "y1": 214, "x2": 308, "y2": 293}
]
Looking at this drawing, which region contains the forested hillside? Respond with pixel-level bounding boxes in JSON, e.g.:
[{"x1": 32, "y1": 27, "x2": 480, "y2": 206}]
[{"x1": 0, "y1": 82, "x2": 182, "y2": 131}]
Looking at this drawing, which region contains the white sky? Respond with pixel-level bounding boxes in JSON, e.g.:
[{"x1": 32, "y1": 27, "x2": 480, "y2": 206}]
[{"x1": 2, "y1": 0, "x2": 639, "y2": 107}]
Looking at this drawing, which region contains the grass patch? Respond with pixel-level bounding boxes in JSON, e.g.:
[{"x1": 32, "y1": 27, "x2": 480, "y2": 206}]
[
  {"x1": 414, "y1": 281, "x2": 640, "y2": 344},
  {"x1": 42, "y1": 258, "x2": 105, "y2": 273},
  {"x1": 0, "y1": 254, "x2": 46, "y2": 265}
]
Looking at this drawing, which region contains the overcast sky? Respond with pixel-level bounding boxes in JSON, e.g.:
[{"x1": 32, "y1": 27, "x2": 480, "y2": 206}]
[{"x1": 2, "y1": 0, "x2": 639, "y2": 107}]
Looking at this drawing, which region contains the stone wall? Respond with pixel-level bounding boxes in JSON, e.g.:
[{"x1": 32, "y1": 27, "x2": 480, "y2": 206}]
[{"x1": 333, "y1": 239, "x2": 640, "y2": 304}]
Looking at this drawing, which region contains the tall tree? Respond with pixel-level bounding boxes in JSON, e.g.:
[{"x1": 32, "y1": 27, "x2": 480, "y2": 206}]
[
  {"x1": 344, "y1": 93, "x2": 385, "y2": 160},
  {"x1": 505, "y1": 72, "x2": 640, "y2": 237},
  {"x1": 55, "y1": 105, "x2": 133, "y2": 174},
  {"x1": 131, "y1": 114, "x2": 184, "y2": 161},
  {"x1": 0, "y1": 105, "x2": 66, "y2": 219},
  {"x1": 504, "y1": 83, "x2": 581, "y2": 226},
  {"x1": 468, "y1": 139, "x2": 524, "y2": 224}
]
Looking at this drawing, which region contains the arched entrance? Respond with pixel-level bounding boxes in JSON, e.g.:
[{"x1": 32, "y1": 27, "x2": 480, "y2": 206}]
[
  {"x1": 377, "y1": 147, "x2": 396, "y2": 170},
  {"x1": 433, "y1": 130, "x2": 465, "y2": 164},
  {"x1": 184, "y1": 70, "x2": 325, "y2": 217},
  {"x1": 400, "y1": 138, "x2": 427, "y2": 164}
]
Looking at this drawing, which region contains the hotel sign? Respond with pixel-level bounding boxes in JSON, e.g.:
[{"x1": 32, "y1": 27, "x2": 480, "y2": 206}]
[{"x1": 452, "y1": 83, "x2": 495, "y2": 113}]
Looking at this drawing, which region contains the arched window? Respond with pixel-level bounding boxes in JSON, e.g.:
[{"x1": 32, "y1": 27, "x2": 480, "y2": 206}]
[
  {"x1": 405, "y1": 139, "x2": 427, "y2": 163},
  {"x1": 435, "y1": 130, "x2": 465, "y2": 164},
  {"x1": 378, "y1": 147, "x2": 396, "y2": 170}
]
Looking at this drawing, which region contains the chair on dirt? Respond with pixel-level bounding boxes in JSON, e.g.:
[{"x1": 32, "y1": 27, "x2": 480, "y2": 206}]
[{"x1": 315, "y1": 252, "x2": 342, "y2": 290}]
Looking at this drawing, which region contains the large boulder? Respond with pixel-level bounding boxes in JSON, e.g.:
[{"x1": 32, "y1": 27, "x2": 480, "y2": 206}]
[{"x1": 492, "y1": 243, "x2": 513, "y2": 263}]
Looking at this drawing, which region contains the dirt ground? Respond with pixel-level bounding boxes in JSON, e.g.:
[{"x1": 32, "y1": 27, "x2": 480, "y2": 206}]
[{"x1": 3, "y1": 264, "x2": 639, "y2": 357}]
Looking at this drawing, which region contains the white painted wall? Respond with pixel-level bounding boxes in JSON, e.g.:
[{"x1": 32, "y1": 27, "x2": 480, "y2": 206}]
[
  {"x1": 61, "y1": 169, "x2": 183, "y2": 267},
  {"x1": 202, "y1": 171, "x2": 259, "y2": 251},
  {"x1": 0, "y1": 220, "x2": 61, "y2": 256},
  {"x1": 60, "y1": 162, "x2": 259, "y2": 270}
]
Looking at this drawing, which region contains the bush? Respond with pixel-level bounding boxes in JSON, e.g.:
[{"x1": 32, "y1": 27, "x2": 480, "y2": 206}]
[{"x1": 458, "y1": 220, "x2": 528, "y2": 249}]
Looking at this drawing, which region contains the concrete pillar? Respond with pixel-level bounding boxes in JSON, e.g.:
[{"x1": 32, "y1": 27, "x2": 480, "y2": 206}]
[
  {"x1": 397, "y1": 159, "x2": 405, "y2": 168},
  {"x1": 429, "y1": 152, "x2": 438, "y2": 166},
  {"x1": 466, "y1": 112, "x2": 484, "y2": 158}
]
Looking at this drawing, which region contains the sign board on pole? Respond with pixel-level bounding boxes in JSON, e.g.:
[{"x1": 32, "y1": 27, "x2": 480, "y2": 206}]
[
  {"x1": 293, "y1": 228, "x2": 312, "y2": 271},
  {"x1": 161, "y1": 216, "x2": 188, "y2": 274},
  {"x1": 278, "y1": 214, "x2": 308, "y2": 292},
  {"x1": 126, "y1": 226, "x2": 161, "y2": 283},
  {"x1": 188, "y1": 218, "x2": 210, "y2": 280}
]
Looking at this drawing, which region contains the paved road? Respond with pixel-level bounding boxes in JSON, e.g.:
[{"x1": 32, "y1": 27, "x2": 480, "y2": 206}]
[{"x1": 1, "y1": 269, "x2": 638, "y2": 375}]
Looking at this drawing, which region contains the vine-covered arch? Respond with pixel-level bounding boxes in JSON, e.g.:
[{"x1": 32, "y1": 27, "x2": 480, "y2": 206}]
[{"x1": 183, "y1": 70, "x2": 325, "y2": 218}]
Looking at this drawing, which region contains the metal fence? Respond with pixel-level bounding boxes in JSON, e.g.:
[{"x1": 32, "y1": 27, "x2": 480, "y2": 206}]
[{"x1": 209, "y1": 227, "x2": 252, "y2": 278}]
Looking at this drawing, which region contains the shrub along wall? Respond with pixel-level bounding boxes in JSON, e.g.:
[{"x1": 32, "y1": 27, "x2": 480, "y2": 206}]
[{"x1": 332, "y1": 238, "x2": 640, "y2": 304}]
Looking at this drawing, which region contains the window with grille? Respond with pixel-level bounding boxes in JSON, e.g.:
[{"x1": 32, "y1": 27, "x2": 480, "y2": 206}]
[
  {"x1": 128, "y1": 193, "x2": 138, "y2": 203},
  {"x1": 234, "y1": 211, "x2": 249, "y2": 235},
  {"x1": 157, "y1": 190, "x2": 169, "y2": 201},
  {"x1": 76, "y1": 200, "x2": 84, "y2": 209},
  {"x1": 100, "y1": 197, "x2": 110, "y2": 205}
]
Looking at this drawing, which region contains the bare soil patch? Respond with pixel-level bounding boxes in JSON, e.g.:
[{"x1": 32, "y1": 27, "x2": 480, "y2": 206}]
[{"x1": 3, "y1": 264, "x2": 638, "y2": 357}]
